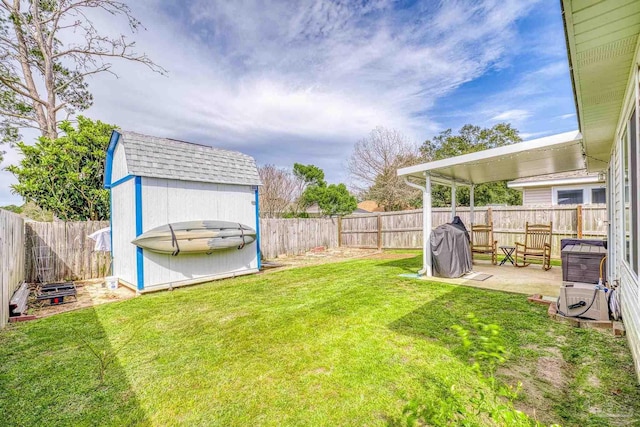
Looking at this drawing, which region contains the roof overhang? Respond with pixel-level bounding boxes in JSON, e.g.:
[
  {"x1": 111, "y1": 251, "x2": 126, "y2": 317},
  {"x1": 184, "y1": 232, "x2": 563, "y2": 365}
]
[
  {"x1": 562, "y1": 0, "x2": 640, "y2": 171},
  {"x1": 397, "y1": 131, "x2": 585, "y2": 186}
]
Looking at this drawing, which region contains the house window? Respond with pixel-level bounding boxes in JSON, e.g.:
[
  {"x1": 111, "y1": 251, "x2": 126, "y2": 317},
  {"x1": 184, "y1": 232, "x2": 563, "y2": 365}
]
[
  {"x1": 592, "y1": 188, "x2": 606, "y2": 204},
  {"x1": 622, "y1": 107, "x2": 638, "y2": 274},
  {"x1": 557, "y1": 189, "x2": 583, "y2": 205},
  {"x1": 632, "y1": 108, "x2": 639, "y2": 274}
]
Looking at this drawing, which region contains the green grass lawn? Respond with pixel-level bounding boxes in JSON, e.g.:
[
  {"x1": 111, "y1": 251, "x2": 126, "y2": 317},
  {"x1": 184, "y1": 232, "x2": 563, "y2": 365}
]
[{"x1": 1, "y1": 253, "x2": 638, "y2": 426}]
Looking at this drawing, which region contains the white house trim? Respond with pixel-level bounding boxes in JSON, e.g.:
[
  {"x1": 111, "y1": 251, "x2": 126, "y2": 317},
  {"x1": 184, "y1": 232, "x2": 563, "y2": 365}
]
[{"x1": 508, "y1": 176, "x2": 600, "y2": 189}]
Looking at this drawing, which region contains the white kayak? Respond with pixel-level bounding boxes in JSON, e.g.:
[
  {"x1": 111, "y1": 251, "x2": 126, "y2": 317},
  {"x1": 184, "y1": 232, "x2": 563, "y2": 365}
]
[{"x1": 131, "y1": 220, "x2": 256, "y2": 255}]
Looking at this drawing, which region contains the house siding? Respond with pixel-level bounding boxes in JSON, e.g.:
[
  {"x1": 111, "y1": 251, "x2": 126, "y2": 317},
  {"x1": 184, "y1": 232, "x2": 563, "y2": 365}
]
[
  {"x1": 621, "y1": 263, "x2": 640, "y2": 377},
  {"x1": 613, "y1": 141, "x2": 622, "y2": 281},
  {"x1": 610, "y1": 139, "x2": 640, "y2": 377},
  {"x1": 523, "y1": 188, "x2": 552, "y2": 205},
  {"x1": 606, "y1": 56, "x2": 640, "y2": 380}
]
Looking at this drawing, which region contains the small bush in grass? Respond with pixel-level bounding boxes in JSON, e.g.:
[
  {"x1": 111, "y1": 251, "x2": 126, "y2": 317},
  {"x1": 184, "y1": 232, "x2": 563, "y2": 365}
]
[
  {"x1": 390, "y1": 313, "x2": 561, "y2": 427},
  {"x1": 72, "y1": 324, "x2": 144, "y2": 385}
]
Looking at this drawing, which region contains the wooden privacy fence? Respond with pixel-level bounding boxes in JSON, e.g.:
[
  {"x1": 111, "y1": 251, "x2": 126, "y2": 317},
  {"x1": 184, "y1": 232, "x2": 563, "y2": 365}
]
[
  {"x1": 21, "y1": 218, "x2": 338, "y2": 281},
  {"x1": 1, "y1": 210, "x2": 25, "y2": 328},
  {"x1": 339, "y1": 205, "x2": 607, "y2": 258},
  {"x1": 260, "y1": 218, "x2": 339, "y2": 259},
  {"x1": 25, "y1": 221, "x2": 111, "y2": 283},
  {"x1": 15, "y1": 205, "x2": 607, "y2": 283}
]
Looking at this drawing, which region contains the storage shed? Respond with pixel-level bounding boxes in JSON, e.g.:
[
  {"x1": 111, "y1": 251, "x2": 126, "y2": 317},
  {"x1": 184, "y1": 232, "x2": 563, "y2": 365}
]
[{"x1": 104, "y1": 131, "x2": 262, "y2": 292}]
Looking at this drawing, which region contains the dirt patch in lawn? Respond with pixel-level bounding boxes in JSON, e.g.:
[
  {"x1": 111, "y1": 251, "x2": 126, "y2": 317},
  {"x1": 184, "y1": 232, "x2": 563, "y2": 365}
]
[
  {"x1": 498, "y1": 347, "x2": 569, "y2": 426},
  {"x1": 27, "y1": 279, "x2": 135, "y2": 319},
  {"x1": 262, "y1": 247, "x2": 383, "y2": 271},
  {"x1": 364, "y1": 252, "x2": 417, "y2": 260}
]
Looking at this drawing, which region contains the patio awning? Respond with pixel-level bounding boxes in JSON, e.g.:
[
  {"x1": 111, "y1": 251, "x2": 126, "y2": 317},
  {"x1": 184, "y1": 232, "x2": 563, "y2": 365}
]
[
  {"x1": 398, "y1": 130, "x2": 585, "y2": 186},
  {"x1": 396, "y1": 130, "x2": 586, "y2": 277}
]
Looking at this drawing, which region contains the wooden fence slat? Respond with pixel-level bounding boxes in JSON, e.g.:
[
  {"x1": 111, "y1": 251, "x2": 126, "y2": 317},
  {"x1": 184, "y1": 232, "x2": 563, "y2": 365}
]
[{"x1": 1, "y1": 210, "x2": 25, "y2": 328}]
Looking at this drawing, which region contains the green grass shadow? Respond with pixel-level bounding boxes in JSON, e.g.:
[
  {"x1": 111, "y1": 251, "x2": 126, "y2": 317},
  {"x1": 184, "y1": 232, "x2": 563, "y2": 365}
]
[{"x1": 0, "y1": 306, "x2": 149, "y2": 426}]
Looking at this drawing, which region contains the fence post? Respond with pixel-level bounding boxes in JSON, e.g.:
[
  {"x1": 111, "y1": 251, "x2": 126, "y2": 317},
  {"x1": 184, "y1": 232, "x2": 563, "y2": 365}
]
[
  {"x1": 377, "y1": 214, "x2": 382, "y2": 250},
  {"x1": 337, "y1": 216, "x2": 342, "y2": 247},
  {"x1": 576, "y1": 205, "x2": 583, "y2": 238},
  {"x1": 487, "y1": 207, "x2": 493, "y2": 225}
]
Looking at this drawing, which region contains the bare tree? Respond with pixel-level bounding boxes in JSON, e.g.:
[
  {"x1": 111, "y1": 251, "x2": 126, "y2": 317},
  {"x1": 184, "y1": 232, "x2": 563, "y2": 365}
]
[
  {"x1": 258, "y1": 164, "x2": 302, "y2": 218},
  {"x1": 0, "y1": 0, "x2": 165, "y2": 158},
  {"x1": 348, "y1": 126, "x2": 422, "y2": 211}
]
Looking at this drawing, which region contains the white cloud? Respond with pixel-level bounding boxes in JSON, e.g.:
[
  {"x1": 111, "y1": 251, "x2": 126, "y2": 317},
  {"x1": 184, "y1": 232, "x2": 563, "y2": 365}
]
[
  {"x1": 519, "y1": 131, "x2": 552, "y2": 140},
  {"x1": 491, "y1": 109, "x2": 531, "y2": 122},
  {"x1": 2, "y1": 0, "x2": 551, "y2": 201},
  {"x1": 92, "y1": 0, "x2": 541, "y2": 143}
]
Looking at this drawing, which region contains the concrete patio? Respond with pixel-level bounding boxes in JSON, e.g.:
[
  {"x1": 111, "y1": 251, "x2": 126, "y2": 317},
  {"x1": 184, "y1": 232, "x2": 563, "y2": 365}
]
[{"x1": 410, "y1": 259, "x2": 563, "y2": 297}]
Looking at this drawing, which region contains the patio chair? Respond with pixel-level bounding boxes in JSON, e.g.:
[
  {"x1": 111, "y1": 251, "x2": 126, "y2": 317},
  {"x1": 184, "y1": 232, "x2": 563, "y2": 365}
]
[
  {"x1": 470, "y1": 223, "x2": 497, "y2": 265},
  {"x1": 514, "y1": 222, "x2": 553, "y2": 270}
]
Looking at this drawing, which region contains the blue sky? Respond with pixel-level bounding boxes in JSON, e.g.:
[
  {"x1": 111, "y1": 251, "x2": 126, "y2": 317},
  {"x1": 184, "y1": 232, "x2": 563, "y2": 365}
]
[{"x1": 0, "y1": 0, "x2": 577, "y2": 206}]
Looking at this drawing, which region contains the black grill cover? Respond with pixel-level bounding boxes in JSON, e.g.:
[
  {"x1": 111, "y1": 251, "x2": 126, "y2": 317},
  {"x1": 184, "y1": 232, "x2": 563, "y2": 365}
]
[{"x1": 430, "y1": 221, "x2": 473, "y2": 278}]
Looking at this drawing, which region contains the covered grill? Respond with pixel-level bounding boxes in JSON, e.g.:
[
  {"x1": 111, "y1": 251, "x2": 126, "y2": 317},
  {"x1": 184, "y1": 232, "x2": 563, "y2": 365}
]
[{"x1": 430, "y1": 217, "x2": 473, "y2": 278}]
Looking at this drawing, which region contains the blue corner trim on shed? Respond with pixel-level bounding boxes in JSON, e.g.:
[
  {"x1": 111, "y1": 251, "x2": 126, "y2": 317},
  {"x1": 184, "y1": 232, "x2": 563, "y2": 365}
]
[
  {"x1": 108, "y1": 186, "x2": 114, "y2": 276},
  {"x1": 104, "y1": 130, "x2": 121, "y2": 189},
  {"x1": 135, "y1": 176, "x2": 144, "y2": 290},
  {"x1": 255, "y1": 187, "x2": 261, "y2": 270},
  {"x1": 110, "y1": 174, "x2": 134, "y2": 188},
  {"x1": 105, "y1": 130, "x2": 121, "y2": 276}
]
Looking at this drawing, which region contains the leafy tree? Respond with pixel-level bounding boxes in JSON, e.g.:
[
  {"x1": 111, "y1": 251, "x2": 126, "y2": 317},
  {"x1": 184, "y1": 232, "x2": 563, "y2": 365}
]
[
  {"x1": 348, "y1": 127, "x2": 422, "y2": 211},
  {"x1": 420, "y1": 123, "x2": 520, "y2": 160},
  {"x1": 303, "y1": 183, "x2": 357, "y2": 216},
  {"x1": 0, "y1": 204, "x2": 21, "y2": 214},
  {"x1": 293, "y1": 163, "x2": 325, "y2": 189},
  {"x1": 0, "y1": 0, "x2": 164, "y2": 162},
  {"x1": 19, "y1": 201, "x2": 53, "y2": 221},
  {"x1": 294, "y1": 163, "x2": 357, "y2": 216},
  {"x1": 419, "y1": 123, "x2": 523, "y2": 207},
  {"x1": 7, "y1": 116, "x2": 114, "y2": 220}
]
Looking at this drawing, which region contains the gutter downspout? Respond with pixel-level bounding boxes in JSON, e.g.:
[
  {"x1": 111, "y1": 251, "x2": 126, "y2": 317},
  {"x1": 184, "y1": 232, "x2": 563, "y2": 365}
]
[{"x1": 404, "y1": 175, "x2": 432, "y2": 276}]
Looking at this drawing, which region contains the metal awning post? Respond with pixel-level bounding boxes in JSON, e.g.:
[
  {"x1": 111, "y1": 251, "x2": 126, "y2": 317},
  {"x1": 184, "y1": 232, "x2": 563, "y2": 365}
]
[
  {"x1": 451, "y1": 183, "x2": 457, "y2": 218},
  {"x1": 470, "y1": 184, "x2": 475, "y2": 226},
  {"x1": 424, "y1": 174, "x2": 432, "y2": 276},
  {"x1": 403, "y1": 174, "x2": 432, "y2": 276}
]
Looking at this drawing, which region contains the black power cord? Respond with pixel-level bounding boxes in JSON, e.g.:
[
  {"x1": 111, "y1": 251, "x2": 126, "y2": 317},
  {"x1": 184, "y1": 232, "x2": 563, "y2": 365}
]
[{"x1": 556, "y1": 287, "x2": 599, "y2": 320}]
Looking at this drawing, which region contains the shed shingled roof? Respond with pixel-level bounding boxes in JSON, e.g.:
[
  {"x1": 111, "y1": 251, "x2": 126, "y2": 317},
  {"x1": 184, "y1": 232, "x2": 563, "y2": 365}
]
[{"x1": 116, "y1": 131, "x2": 261, "y2": 186}]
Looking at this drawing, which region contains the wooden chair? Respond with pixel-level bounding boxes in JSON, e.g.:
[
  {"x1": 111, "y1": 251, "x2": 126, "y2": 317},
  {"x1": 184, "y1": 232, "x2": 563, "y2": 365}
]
[
  {"x1": 470, "y1": 223, "x2": 497, "y2": 265},
  {"x1": 515, "y1": 222, "x2": 552, "y2": 270}
]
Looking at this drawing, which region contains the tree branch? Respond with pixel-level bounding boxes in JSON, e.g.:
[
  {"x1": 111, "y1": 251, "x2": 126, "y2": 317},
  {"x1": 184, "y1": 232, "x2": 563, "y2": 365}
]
[
  {"x1": 53, "y1": 101, "x2": 69, "y2": 113},
  {"x1": 54, "y1": 47, "x2": 166, "y2": 74},
  {"x1": 54, "y1": 65, "x2": 111, "y2": 92},
  {"x1": 0, "y1": 108, "x2": 34, "y2": 121},
  {"x1": 0, "y1": 75, "x2": 46, "y2": 103}
]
